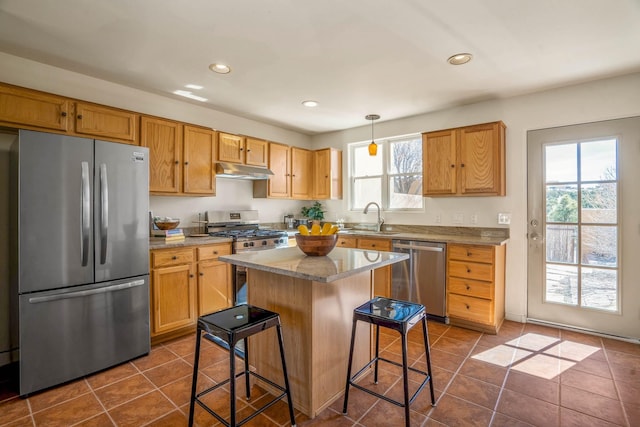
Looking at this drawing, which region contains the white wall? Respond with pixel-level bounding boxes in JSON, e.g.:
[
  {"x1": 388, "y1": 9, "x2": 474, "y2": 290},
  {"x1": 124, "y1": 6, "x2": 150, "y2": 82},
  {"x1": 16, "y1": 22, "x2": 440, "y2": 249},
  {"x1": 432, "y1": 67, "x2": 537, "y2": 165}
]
[{"x1": 312, "y1": 72, "x2": 640, "y2": 322}]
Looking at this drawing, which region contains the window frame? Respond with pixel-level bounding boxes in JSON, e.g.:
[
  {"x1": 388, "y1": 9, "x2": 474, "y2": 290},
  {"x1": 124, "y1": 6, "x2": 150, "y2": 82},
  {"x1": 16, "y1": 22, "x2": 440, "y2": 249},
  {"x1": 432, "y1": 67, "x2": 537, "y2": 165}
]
[{"x1": 349, "y1": 134, "x2": 424, "y2": 212}]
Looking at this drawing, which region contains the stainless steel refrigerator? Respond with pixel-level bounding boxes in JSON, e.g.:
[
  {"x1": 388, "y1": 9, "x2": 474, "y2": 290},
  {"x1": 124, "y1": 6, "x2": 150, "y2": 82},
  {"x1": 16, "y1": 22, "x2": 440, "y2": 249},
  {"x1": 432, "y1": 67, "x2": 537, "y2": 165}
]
[{"x1": 10, "y1": 130, "x2": 150, "y2": 396}]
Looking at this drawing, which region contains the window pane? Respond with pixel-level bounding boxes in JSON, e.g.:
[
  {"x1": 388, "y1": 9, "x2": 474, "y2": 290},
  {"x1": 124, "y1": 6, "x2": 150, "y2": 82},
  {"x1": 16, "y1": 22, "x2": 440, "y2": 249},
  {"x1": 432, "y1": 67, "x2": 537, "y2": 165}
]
[
  {"x1": 353, "y1": 177, "x2": 381, "y2": 209},
  {"x1": 581, "y1": 183, "x2": 617, "y2": 224},
  {"x1": 581, "y1": 225, "x2": 617, "y2": 267},
  {"x1": 581, "y1": 139, "x2": 617, "y2": 181},
  {"x1": 546, "y1": 224, "x2": 578, "y2": 264},
  {"x1": 581, "y1": 267, "x2": 617, "y2": 311},
  {"x1": 389, "y1": 175, "x2": 423, "y2": 209},
  {"x1": 546, "y1": 185, "x2": 578, "y2": 223},
  {"x1": 546, "y1": 264, "x2": 578, "y2": 305},
  {"x1": 545, "y1": 143, "x2": 577, "y2": 183},
  {"x1": 353, "y1": 145, "x2": 383, "y2": 176},
  {"x1": 389, "y1": 139, "x2": 422, "y2": 174}
]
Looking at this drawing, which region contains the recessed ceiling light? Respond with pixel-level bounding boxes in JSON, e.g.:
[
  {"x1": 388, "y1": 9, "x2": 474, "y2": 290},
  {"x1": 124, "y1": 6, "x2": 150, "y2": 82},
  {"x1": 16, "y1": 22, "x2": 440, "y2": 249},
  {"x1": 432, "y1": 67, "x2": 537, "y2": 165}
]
[
  {"x1": 185, "y1": 84, "x2": 203, "y2": 90},
  {"x1": 209, "y1": 63, "x2": 231, "y2": 74},
  {"x1": 302, "y1": 100, "x2": 318, "y2": 107},
  {"x1": 173, "y1": 90, "x2": 208, "y2": 102},
  {"x1": 447, "y1": 53, "x2": 473, "y2": 65}
]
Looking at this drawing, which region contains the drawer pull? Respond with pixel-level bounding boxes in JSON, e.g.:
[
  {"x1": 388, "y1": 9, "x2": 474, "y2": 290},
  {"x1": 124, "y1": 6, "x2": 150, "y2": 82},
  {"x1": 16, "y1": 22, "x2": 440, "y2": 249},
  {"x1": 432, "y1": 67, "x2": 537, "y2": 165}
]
[
  {"x1": 213, "y1": 251, "x2": 218, "y2": 255},
  {"x1": 466, "y1": 284, "x2": 471, "y2": 290},
  {"x1": 199, "y1": 272, "x2": 204, "y2": 276},
  {"x1": 172, "y1": 256, "x2": 178, "y2": 260},
  {"x1": 189, "y1": 274, "x2": 194, "y2": 278},
  {"x1": 467, "y1": 251, "x2": 472, "y2": 257},
  {"x1": 467, "y1": 268, "x2": 471, "y2": 273},
  {"x1": 465, "y1": 304, "x2": 470, "y2": 309}
]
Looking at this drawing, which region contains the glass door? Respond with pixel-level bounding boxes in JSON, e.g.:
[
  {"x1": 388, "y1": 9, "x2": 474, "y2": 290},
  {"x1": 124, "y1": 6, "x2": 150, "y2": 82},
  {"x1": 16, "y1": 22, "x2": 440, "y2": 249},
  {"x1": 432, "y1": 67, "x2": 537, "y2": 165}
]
[{"x1": 527, "y1": 117, "x2": 640, "y2": 340}]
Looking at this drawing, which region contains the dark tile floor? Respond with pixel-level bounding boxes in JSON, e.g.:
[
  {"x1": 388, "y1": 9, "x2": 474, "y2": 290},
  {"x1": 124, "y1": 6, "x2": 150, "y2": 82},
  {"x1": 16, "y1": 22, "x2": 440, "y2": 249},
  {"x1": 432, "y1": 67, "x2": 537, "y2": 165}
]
[{"x1": 1, "y1": 320, "x2": 638, "y2": 426}]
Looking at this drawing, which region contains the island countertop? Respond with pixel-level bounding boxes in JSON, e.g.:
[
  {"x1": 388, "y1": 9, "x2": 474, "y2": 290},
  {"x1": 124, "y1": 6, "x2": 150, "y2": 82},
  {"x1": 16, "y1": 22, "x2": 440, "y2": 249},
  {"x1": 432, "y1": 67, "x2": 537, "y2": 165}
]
[{"x1": 219, "y1": 246, "x2": 408, "y2": 283}]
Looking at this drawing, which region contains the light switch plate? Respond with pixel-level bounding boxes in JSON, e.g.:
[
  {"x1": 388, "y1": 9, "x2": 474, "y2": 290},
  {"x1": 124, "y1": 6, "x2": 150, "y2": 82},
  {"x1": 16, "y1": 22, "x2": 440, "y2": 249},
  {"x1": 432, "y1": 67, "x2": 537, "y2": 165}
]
[
  {"x1": 498, "y1": 213, "x2": 511, "y2": 225},
  {"x1": 453, "y1": 212, "x2": 464, "y2": 224}
]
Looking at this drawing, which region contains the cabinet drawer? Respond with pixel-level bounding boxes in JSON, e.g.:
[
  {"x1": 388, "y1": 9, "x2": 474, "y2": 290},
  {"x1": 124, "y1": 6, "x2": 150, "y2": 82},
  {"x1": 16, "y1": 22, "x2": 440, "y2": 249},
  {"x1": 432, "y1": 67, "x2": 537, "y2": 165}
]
[
  {"x1": 197, "y1": 244, "x2": 231, "y2": 261},
  {"x1": 448, "y1": 260, "x2": 494, "y2": 282},
  {"x1": 448, "y1": 293, "x2": 493, "y2": 324},
  {"x1": 337, "y1": 237, "x2": 357, "y2": 248},
  {"x1": 449, "y1": 277, "x2": 493, "y2": 299},
  {"x1": 448, "y1": 244, "x2": 494, "y2": 263},
  {"x1": 151, "y1": 248, "x2": 194, "y2": 268},
  {"x1": 357, "y1": 238, "x2": 391, "y2": 251}
]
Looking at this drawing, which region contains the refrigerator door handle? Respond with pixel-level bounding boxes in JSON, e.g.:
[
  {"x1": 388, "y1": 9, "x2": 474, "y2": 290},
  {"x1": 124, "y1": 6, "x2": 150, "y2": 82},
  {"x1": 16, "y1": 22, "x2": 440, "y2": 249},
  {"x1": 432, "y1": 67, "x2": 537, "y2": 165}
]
[
  {"x1": 28, "y1": 279, "x2": 145, "y2": 304},
  {"x1": 81, "y1": 161, "x2": 90, "y2": 266},
  {"x1": 99, "y1": 163, "x2": 109, "y2": 264}
]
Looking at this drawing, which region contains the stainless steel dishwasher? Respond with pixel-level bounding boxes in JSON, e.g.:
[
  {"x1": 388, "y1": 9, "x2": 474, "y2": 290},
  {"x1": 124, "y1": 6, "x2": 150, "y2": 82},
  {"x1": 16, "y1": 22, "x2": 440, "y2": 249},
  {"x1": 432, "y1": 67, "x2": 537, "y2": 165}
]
[{"x1": 391, "y1": 240, "x2": 448, "y2": 323}]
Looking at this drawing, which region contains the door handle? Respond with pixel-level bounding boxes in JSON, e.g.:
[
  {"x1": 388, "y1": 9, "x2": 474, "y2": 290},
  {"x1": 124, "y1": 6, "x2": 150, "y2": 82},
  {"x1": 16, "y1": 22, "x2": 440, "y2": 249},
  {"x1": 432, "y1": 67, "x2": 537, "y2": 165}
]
[
  {"x1": 29, "y1": 279, "x2": 145, "y2": 303},
  {"x1": 81, "y1": 161, "x2": 90, "y2": 266},
  {"x1": 99, "y1": 163, "x2": 109, "y2": 264}
]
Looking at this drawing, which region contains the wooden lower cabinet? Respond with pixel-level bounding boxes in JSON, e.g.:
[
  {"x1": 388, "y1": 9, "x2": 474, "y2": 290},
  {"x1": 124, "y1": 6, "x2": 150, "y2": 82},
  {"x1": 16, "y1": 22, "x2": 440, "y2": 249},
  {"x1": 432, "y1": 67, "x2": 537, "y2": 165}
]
[
  {"x1": 150, "y1": 242, "x2": 232, "y2": 343},
  {"x1": 337, "y1": 235, "x2": 392, "y2": 297},
  {"x1": 446, "y1": 243, "x2": 506, "y2": 333}
]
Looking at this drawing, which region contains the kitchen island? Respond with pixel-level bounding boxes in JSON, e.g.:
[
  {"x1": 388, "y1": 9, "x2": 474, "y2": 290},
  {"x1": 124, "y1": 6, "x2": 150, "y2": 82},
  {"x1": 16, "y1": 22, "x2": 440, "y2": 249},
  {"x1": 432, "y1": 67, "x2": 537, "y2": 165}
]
[{"x1": 219, "y1": 246, "x2": 408, "y2": 418}]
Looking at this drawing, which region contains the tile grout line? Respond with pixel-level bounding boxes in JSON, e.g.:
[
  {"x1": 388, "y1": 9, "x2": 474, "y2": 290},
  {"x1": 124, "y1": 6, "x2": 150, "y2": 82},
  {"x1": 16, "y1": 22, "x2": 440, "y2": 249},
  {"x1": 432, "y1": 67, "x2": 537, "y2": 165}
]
[{"x1": 599, "y1": 339, "x2": 632, "y2": 427}]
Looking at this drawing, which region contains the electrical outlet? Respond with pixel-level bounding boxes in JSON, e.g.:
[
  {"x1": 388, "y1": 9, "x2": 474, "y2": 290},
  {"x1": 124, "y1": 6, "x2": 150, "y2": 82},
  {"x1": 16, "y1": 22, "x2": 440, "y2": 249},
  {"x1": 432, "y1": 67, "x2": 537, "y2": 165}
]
[
  {"x1": 498, "y1": 213, "x2": 511, "y2": 225},
  {"x1": 453, "y1": 212, "x2": 464, "y2": 224},
  {"x1": 435, "y1": 214, "x2": 441, "y2": 224},
  {"x1": 470, "y1": 213, "x2": 478, "y2": 224}
]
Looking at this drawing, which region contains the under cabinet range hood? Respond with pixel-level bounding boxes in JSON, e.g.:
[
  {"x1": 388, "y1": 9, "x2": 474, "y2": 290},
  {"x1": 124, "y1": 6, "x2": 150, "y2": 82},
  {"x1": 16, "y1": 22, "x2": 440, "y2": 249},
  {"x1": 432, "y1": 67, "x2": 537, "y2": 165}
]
[{"x1": 215, "y1": 162, "x2": 274, "y2": 180}]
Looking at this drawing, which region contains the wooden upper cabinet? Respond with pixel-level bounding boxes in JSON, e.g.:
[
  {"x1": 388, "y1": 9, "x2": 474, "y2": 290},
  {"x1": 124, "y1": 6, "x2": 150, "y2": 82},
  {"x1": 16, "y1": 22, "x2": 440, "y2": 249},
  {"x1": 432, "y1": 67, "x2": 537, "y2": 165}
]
[
  {"x1": 314, "y1": 147, "x2": 342, "y2": 200},
  {"x1": 183, "y1": 126, "x2": 216, "y2": 195},
  {"x1": 0, "y1": 83, "x2": 70, "y2": 132},
  {"x1": 217, "y1": 132, "x2": 244, "y2": 163},
  {"x1": 245, "y1": 137, "x2": 269, "y2": 167},
  {"x1": 141, "y1": 116, "x2": 183, "y2": 193},
  {"x1": 291, "y1": 147, "x2": 313, "y2": 200},
  {"x1": 422, "y1": 121, "x2": 505, "y2": 197},
  {"x1": 74, "y1": 102, "x2": 138, "y2": 144},
  {"x1": 266, "y1": 142, "x2": 291, "y2": 198}
]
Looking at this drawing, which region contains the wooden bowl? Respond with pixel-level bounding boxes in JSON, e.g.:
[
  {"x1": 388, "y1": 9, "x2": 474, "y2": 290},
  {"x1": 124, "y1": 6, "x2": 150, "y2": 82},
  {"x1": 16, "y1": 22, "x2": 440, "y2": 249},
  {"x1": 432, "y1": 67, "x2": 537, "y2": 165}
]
[
  {"x1": 154, "y1": 219, "x2": 180, "y2": 230},
  {"x1": 295, "y1": 233, "x2": 338, "y2": 256}
]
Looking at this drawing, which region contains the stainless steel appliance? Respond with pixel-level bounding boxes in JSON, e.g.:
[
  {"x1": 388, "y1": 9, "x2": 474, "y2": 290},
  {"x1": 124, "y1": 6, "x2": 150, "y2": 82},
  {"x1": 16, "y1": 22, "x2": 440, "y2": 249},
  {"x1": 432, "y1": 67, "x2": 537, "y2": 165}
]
[
  {"x1": 206, "y1": 210, "x2": 288, "y2": 304},
  {"x1": 10, "y1": 130, "x2": 150, "y2": 396},
  {"x1": 391, "y1": 240, "x2": 448, "y2": 323}
]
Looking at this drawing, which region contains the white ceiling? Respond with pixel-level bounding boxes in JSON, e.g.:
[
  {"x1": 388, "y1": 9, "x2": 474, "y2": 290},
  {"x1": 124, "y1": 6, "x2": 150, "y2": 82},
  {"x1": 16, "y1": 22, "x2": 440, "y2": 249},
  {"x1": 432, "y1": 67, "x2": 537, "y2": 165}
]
[{"x1": 1, "y1": 0, "x2": 639, "y2": 135}]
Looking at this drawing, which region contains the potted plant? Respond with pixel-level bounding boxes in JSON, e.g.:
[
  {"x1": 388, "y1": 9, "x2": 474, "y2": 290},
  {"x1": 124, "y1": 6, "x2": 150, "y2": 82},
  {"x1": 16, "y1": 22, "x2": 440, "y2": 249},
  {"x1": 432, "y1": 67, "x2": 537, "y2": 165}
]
[{"x1": 300, "y1": 201, "x2": 325, "y2": 225}]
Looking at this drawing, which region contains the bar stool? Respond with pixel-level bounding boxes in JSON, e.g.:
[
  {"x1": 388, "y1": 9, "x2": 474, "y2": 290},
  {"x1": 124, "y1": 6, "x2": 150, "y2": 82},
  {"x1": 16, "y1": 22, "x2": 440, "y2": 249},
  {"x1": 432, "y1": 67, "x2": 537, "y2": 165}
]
[
  {"x1": 188, "y1": 304, "x2": 296, "y2": 427},
  {"x1": 342, "y1": 297, "x2": 436, "y2": 427}
]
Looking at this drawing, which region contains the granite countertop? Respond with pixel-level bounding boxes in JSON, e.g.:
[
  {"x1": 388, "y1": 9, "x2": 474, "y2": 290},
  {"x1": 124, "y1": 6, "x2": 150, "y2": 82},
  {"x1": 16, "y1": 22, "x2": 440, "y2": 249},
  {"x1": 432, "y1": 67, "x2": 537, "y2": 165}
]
[
  {"x1": 149, "y1": 235, "x2": 232, "y2": 250},
  {"x1": 219, "y1": 247, "x2": 409, "y2": 283},
  {"x1": 285, "y1": 230, "x2": 508, "y2": 246}
]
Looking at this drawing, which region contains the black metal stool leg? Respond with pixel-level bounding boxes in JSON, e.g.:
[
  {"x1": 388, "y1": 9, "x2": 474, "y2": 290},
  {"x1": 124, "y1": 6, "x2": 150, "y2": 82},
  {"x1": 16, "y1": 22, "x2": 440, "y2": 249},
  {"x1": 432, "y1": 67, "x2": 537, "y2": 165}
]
[
  {"x1": 276, "y1": 323, "x2": 297, "y2": 427},
  {"x1": 401, "y1": 332, "x2": 411, "y2": 427},
  {"x1": 374, "y1": 324, "x2": 380, "y2": 384},
  {"x1": 188, "y1": 328, "x2": 203, "y2": 427},
  {"x1": 244, "y1": 337, "x2": 251, "y2": 400},
  {"x1": 229, "y1": 334, "x2": 236, "y2": 427},
  {"x1": 342, "y1": 317, "x2": 358, "y2": 414},
  {"x1": 422, "y1": 317, "x2": 436, "y2": 405}
]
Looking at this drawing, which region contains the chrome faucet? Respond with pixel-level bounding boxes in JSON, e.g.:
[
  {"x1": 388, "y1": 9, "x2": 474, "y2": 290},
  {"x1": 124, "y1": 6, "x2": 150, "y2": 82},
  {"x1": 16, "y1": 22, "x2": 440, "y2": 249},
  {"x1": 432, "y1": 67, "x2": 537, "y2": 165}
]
[{"x1": 363, "y1": 202, "x2": 384, "y2": 232}]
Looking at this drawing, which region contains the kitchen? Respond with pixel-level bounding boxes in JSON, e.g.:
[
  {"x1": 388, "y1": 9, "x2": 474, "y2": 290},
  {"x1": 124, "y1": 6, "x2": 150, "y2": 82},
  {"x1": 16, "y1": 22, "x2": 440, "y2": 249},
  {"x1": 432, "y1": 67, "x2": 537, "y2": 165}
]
[{"x1": 1, "y1": 1, "x2": 640, "y2": 426}]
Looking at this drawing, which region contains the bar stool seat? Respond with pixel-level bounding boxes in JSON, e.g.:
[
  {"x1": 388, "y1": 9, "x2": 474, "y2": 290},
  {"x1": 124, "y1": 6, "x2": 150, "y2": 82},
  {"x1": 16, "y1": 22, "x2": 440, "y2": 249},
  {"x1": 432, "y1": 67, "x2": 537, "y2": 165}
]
[
  {"x1": 188, "y1": 304, "x2": 296, "y2": 427},
  {"x1": 343, "y1": 297, "x2": 436, "y2": 427}
]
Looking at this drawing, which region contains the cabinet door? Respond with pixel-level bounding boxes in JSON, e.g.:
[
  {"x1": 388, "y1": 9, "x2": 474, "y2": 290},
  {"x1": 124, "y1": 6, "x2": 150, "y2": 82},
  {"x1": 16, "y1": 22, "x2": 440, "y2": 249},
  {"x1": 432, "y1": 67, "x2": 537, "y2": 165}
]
[
  {"x1": 141, "y1": 116, "x2": 183, "y2": 193},
  {"x1": 313, "y1": 148, "x2": 343, "y2": 200},
  {"x1": 151, "y1": 263, "x2": 197, "y2": 335},
  {"x1": 245, "y1": 137, "x2": 268, "y2": 167},
  {"x1": 268, "y1": 142, "x2": 291, "y2": 198},
  {"x1": 218, "y1": 132, "x2": 244, "y2": 163},
  {"x1": 337, "y1": 236, "x2": 357, "y2": 248},
  {"x1": 422, "y1": 129, "x2": 457, "y2": 196},
  {"x1": 198, "y1": 261, "x2": 232, "y2": 315},
  {"x1": 74, "y1": 102, "x2": 138, "y2": 144},
  {"x1": 0, "y1": 84, "x2": 69, "y2": 131},
  {"x1": 184, "y1": 126, "x2": 216, "y2": 195},
  {"x1": 291, "y1": 147, "x2": 312, "y2": 199},
  {"x1": 459, "y1": 122, "x2": 505, "y2": 196}
]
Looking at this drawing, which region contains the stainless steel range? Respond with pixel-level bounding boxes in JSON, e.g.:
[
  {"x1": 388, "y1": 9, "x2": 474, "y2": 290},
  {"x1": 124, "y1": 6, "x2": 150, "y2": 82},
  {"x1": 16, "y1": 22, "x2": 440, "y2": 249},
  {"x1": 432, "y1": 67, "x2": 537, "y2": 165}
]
[{"x1": 206, "y1": 210, "x2": 288, "y2": 304}]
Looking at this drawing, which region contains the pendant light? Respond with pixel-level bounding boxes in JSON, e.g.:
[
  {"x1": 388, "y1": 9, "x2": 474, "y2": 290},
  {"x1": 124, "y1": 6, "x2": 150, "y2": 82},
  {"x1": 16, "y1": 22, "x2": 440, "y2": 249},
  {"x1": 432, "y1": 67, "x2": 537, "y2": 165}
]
[{"x1": 366, "y1": 114, "x2": 380, "y2": 156}]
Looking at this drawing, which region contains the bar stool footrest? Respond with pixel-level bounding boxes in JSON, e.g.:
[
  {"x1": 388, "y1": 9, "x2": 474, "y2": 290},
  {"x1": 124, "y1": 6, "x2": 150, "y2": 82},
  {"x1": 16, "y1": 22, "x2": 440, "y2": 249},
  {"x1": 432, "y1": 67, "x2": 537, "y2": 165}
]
[
  {"x1": 348, "y1": 356, "x2": 432, "y2": 408},
  {"x1": 194, "y1": 369, "x2": 290, "y2": 427}
]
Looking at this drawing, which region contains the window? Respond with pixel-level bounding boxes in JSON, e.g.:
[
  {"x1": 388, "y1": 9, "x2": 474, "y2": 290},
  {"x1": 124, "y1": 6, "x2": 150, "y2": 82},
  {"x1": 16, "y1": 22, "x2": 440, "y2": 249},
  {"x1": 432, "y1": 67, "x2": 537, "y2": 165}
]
[{"x1": 350, "y1": 135, "x2": 423, "y2": 210}]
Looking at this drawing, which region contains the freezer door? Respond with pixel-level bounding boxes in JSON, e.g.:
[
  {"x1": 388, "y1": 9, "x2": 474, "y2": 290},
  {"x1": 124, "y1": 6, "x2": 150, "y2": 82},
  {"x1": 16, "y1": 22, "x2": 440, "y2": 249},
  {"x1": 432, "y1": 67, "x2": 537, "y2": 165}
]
[
  {"x1": 18, "y1": 276, "x2": 150, "y2": 396},
  {"x1": 17, "y1": 130, "x2": 94, "y2": 293},
  {"x1": 94, "y1": 141, "x2": 149, "y2": 282}
]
